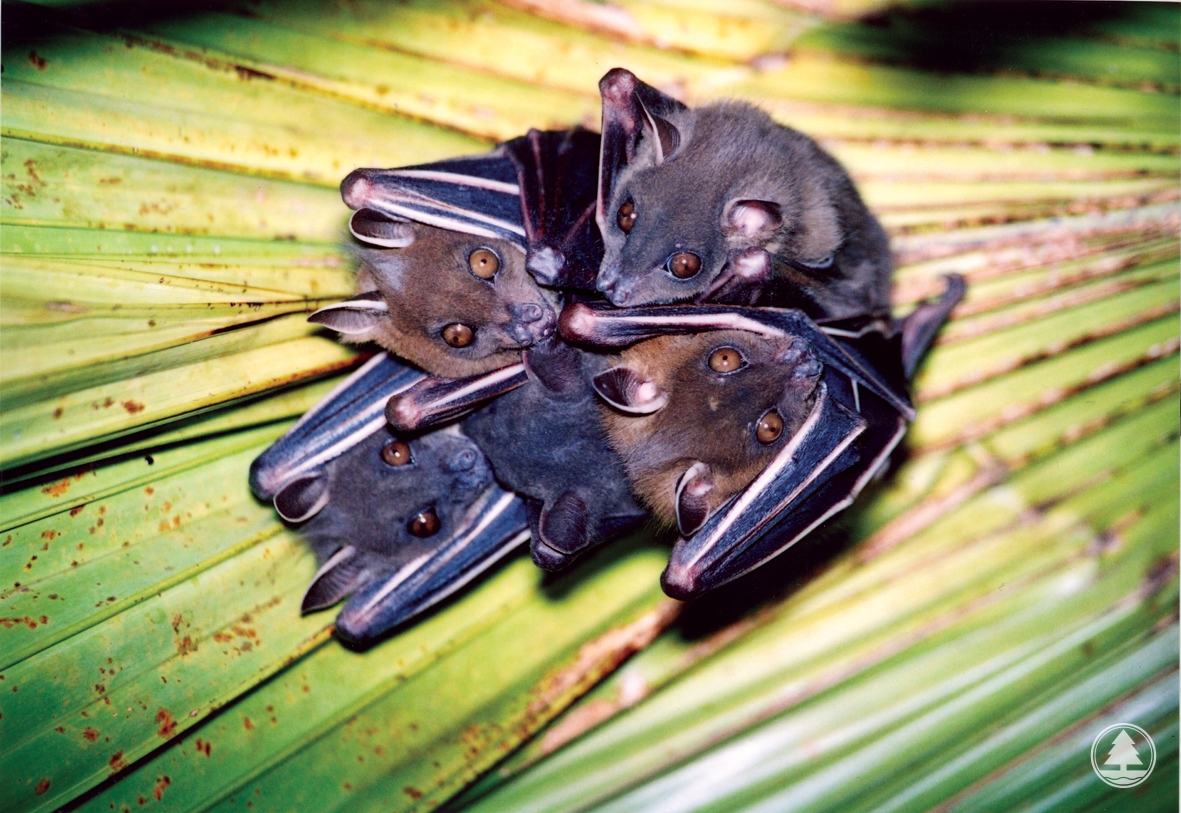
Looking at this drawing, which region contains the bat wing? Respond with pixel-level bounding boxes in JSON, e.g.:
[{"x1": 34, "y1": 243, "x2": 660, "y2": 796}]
[
  {"x1": 248, "y1": 352, "x2": 426, "y2": 501},
  {"x1": 250, "y1": 353, "x2": 531, "y2": 643},
  {"x1": 560, "y1": 302, "x2": 916, "y2": 419},
  {"x1": 334, "y1": 486, "x2": 529, "y2": 644},
  {"x1": 340, "y1": 149, "x2": 527, "y2": 246},
  {"x1": 559, "y1": 300, "x2": 923, "y2": 599},
  {"x1": 662, "y1": 376, "x2": 905, "y2": 597},
  {"x1": 385, "y1": 363, "x2": 529, "y2": 432},
  {"x1": 503, "y1": 128, "x2": 604, "y2": 291}
]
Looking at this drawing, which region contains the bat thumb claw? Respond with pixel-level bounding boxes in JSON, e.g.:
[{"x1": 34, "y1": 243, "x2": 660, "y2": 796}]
[
  {"x1": 558, "y1": 302, "x2": 598, "y2": 342},
  {"x1": 659, "y1": 560, "x2": 699, "y2": 601}
]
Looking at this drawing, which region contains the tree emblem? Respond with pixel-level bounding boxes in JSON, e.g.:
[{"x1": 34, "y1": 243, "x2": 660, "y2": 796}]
[{"x1": 1091, "y1": 723, "x2": 1156, "y2": 788}]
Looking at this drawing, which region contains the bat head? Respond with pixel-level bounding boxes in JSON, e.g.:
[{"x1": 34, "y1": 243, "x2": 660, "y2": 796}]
[
  {"x1": 594, "y1": 329, "x2": 823, "y2": 536},
  {"x1": 595, "y1": 69, "x2": 890, "y2": 318},
  {"x1": 310, "y1": 210, "x2": 558, "y2": 376},
  {"x1": 286, "y1": 426, "x2": 495, "y2": 614}
]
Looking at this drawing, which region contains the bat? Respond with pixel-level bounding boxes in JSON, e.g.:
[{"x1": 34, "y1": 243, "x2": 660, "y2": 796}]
[
  {"x1": 252, "y1": 76, "x2": 961, "y2": 636},
  {"x1": 562, "y1": 274, "x2": 963, "y2": 598},
  {"x1": 311, "y1": 127, "x2": 605, "y2": 378},
  {"x1": 462, "y1": 337, "x2": 648, "y2": 570},
  {"x1": 250, "y1": 353, "x2": 529, "y2": 644},
  {"x1": 594, "y1": 68, "x2": 892, "y2": 321},
  {"x1": 309, "y1": 214, "x2": 559, "y2": 377},
  {"x1": 386, "y1": 338, "x2": 648, "y2": 571}
]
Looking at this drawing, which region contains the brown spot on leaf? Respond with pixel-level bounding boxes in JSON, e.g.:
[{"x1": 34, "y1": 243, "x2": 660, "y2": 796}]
[
  {"x1": 122, "y1": 401, "x2": 145, "y2": 414},
  {"x1": 175, "y1": 636, "x2": 197, "y2": 656},
  {"x1": 28, "y1": 51, "x2": 47, "y2": 69},
  {"x1": 156, "y1": 708, "x2": 176, "y2": 738},
  {"x1": 195, "y1": 738, "x2": 212, "y2": 756},
  {"x1": 83, "y1": 727, "x2": 99, "y2": 742},
  {"x1": 53, "y1": 407, "x2": 64, "y2": 419},
  {"x1": 109, "y1": 751, "x2": 127, "y2": 771},
  {"x1": 403, "y1": 787, "x2": 422, "y2": 800},
  {"x1": 70, "y1": 505, "x2": 85, "y2": 517},
  {"x1": 243, "y1": 716, "x2": 254, "y2": 731},
  {"x1": 41, "y1": 479, "x2": 71, "y2": 497},
  {"x1": 35, "y1": 778, "x2": 51, "y2": 795},
  {"x1": 40, "y1": 530, "x2": 58, "y2": 541},
  {"x1": 152, "y1": 776, "x2": 171, "y2": 801}
]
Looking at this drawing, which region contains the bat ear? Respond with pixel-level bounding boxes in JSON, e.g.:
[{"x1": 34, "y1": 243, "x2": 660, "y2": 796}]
[
  {"x1": 302, "y1": 546, "x2": 368, "y2": 612},
  {"x1": 592, "y1": 366, "x2": 668, "y2": 414},
  {"x1": 274, "y1": 473, "x2": 330, "y2": 523},
  {"x1": 724, "y1": 200, "x2": 782, "y2": 239},
  {"x1": 597, "y1": 68, "x2": 688, "y2": 228},
  {"x1": 675, "y1": 461, "x2": 715, "y2": 537},
  {"x1": 537, "y1": 491, "x2": 591, "y2": 556},
  {"x1": 642, "y1": 108, "x2": 681, "y2": 166},
  {"x1": 308, "y1": 291, "x2": 388, "y2": 335},
  {"x1": 349, "y1": 208, "x2": 417, "y2": 248}
]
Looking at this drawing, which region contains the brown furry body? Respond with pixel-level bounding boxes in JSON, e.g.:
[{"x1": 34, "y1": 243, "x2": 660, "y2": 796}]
[
  {"x1": 315, "y1": 224, "x2": 558, "y2": 376},
  {"x1": 599, "y1": 330, "x2": 822, "y2": 526}
]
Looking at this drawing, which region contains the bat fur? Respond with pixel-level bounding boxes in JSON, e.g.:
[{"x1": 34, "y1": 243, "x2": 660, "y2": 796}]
[
  {"x1": 596, "y1": 69, "x2": 891, "y2": 321},
  {"x1": 310, "y1": 217, "x2": 559, "y2": 377}
]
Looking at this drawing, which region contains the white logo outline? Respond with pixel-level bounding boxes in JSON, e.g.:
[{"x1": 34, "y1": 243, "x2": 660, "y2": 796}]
[{"x1": 1090, "y1": 723, "x2": 1156, "y2": 789}]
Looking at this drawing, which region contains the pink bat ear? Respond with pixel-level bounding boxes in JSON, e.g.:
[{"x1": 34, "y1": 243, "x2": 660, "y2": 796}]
[
  {"x1": 274, "y1": 474, "x2": 330, "y2": 523},
  {"x1": 301, "y1": 545, "x2": 367, "y2": 612},
  {"x1": 675, "y1": 461, "x2": 715, "y2": 537},
  {"x1": 592, "y1": 366, "x2": 669, "y2": 414},
  {"x1": 349, "y1": 208, "x2": 417, "y2": 248},
  {"x1": 726, "y1": 200, "x2": 782, "y2": 240},
  {"x1": 308, "y1": 291, "x2": 388, "y2": 335}
]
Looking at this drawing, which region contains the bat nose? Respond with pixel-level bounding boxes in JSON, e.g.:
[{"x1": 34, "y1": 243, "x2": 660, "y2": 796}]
[
  {"x1": 506, "y1": 303, "x2": 556, "y2": 346},
  {"x1": 513, "y1": 303, "x2": 543, "y2": 323}
]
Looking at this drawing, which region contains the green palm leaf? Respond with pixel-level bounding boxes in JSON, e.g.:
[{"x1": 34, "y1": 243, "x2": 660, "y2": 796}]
[{"x1": 2, "y1": 2, "x2": 1177, "y2": 812}]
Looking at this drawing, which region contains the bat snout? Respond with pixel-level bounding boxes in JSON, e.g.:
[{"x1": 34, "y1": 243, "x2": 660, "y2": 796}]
[
  {"x1": 505, "y1": 303, "x2": 557, "y2": 346},
  {"x1": 595, "y1": 264, "x2": 627, "y2": 303}
]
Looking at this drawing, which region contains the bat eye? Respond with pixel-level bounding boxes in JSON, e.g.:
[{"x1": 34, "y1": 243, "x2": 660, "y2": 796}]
[
  {"x1": 442, "y1": 323, "x2": 475, "y2": 348},
  {"x1": 617, "y1": 200, "x2": 637, "y2": 234},
  {"x1": 708, "y1": 346, "x2": 745, "y2": 373},
  {"x1": 380, "y1": 440, "x2": 412, "y2": 467},
  {"x1": 468, "y1": 248, "x2": 500, "y2": 279},
  {"x1": 407, "y1": 507, "x2": 441, "y2": 537},
  {"x1": 756, "y1": 410, "x2": 784, "y2": 444},
  {"x1": 667, "y1": 252, "x2": 702, "y2": 279}
]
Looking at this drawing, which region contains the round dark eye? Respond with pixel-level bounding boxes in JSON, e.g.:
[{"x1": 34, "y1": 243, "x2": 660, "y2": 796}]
[
  {"x1": 667, "y1": 252, "x2": 702, "y2": 279},
  {"x1": 380, "y1": 440, "x2": 412, "y2": 467},
  {"x1": 442, "y1": 323, "x2": 475, "y2": 348},
  {"x1": 756, "y1": 410, "x2": 784, "y2": 444},
  {"x1": 407, "y1": 507, "x2": 441, "y2": 537},
  {"x1": 469, "y1": 248, "x2": 500, "y2": 279},
  {"x1": 708, "y1": 347, "x2": 744, "y2": 373},
  {"x1": 617, "y1": 200, "x2": 637, "y2": 234}
]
